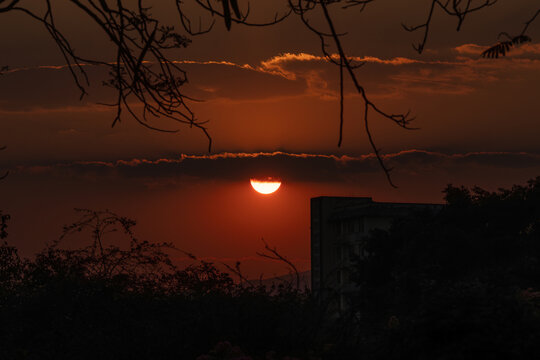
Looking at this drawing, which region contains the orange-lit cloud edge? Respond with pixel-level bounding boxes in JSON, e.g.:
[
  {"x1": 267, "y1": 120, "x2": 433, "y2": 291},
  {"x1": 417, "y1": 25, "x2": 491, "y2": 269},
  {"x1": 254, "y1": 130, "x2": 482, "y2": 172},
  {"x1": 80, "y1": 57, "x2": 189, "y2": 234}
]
[
  {"x1": 3, "y1": 42, "x2": 540, "y2": 113},
  {"x1": 7, "y1": 42, "x2": 540, "y2": 76},
  {"x1": 14, "y1": 150, "x2": 540, "y2": 184}
]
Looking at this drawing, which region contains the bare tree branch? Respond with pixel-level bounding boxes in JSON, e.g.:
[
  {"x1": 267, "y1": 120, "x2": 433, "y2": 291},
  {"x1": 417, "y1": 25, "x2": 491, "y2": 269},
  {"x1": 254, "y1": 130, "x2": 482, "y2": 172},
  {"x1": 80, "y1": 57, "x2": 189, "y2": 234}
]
[
  {"x1": 175, "y1": 0, "x2": 292, "y2": 35},
  {"x1": 55, "y1": 208, "x2": 175, "y2": 282},
  {"x1": 9, "y1": 1, "x2": 212, "y2": 150},
  {"x1": 221, "y1": 260, "x2": 256, "y2": 288},
  {"x1": 403, "y1": 0, "x2": 498, "y2": 54},
  {"x1": 1, "y1": 0, "x2": 535, "y2": 185},
  {"x1": 256, "y1": 238, "x2": 300, "y2": 290},
  {"x1": 0, "y1": 0, "x2": 20, "y2": 13},
  {"x1": 288, "y1": 1, "x2": 417, "y2": 187}
]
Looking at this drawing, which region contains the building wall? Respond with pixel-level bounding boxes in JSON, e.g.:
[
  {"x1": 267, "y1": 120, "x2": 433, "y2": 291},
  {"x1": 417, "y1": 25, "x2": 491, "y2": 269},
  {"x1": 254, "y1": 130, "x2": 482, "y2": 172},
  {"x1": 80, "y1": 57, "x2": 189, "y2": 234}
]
[
  {"x1": 311, "y1": 197, "x2": 377, "y2": 302},
  {"x1": 311, "y1": 196, "x2": 441, "y2": 309}
]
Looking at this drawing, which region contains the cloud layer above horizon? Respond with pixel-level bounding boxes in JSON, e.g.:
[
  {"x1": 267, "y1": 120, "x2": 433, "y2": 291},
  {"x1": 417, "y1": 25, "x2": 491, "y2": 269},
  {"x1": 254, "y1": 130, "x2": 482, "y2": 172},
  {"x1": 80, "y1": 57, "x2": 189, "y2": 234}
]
[
  {"x1": 3, "y1": 42, "x2": 540, "y2": 112},
  {"x1": 14, "y1": 150, "x2": 540, "y2": 187}
]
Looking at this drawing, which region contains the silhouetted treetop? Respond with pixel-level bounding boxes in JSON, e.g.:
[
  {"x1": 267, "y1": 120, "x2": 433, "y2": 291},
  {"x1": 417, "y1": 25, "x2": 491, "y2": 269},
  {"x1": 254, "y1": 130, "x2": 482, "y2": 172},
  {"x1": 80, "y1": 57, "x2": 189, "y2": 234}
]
[{"x1": 349, "y1": 177, "x2": 540, "y2": 359}]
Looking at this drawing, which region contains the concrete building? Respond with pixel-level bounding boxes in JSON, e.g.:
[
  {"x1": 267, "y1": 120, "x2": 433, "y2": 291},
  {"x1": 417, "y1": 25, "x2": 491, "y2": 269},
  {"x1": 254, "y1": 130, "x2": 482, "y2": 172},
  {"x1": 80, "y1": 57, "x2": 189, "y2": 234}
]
[{"x1": 311, "y1": 196, "x2": 442, "y2": 310}]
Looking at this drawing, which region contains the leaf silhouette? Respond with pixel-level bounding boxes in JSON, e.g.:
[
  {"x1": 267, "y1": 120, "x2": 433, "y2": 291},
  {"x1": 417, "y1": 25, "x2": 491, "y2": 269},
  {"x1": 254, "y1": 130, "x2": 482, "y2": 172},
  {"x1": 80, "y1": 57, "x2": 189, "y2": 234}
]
[{"x1": 482, "y1": 35, "x2": 532, "y2": 58}]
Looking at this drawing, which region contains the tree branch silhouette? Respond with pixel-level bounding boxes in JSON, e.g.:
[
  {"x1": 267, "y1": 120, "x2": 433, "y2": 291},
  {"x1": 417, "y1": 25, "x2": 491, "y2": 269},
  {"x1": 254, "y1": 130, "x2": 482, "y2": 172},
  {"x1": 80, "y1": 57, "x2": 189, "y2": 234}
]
[
  {"x1": 256, "y1": 238, "x2": 301, "y2": 290},
  {"x1": 175, "y1": 0, "x2": 292, "y2": 34},
  {"x1": 482, "y1": 7, "x2": 540, "y2": 58},
  {"x1": 1, "y1": 0, "x2": 536, "y2": 185},
  {"x1": 54, "y1": 208, "x2": 175, "y2": 283},
  {"x1": 403, "y1": 0, "x2": 498, "y2": 54},
  {"x1": 8, "y1": 0, "x2": 212, "y2": 149},
  {"x1": 288, "y1": 0, "x2": 417, "y2": 187}
]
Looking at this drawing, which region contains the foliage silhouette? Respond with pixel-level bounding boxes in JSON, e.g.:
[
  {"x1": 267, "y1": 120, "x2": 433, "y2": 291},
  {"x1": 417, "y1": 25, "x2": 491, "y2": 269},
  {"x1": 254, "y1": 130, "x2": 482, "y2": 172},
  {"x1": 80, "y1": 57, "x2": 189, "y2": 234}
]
[
  {"x1": 348, "y1": 176, "x2": 540, "y2": 359},
  {"x1": 0, "y1": 210, "x2": 9, "y2": 239},
  {"x1": 2, "y1": 178, "x2": 540, "y2": 358},
  {"x1": 482, "y1": 8, "x2": 540, "y2": 58},
  {"x1": 0, "y1": 208, "x2": 324, "y2": 360}
]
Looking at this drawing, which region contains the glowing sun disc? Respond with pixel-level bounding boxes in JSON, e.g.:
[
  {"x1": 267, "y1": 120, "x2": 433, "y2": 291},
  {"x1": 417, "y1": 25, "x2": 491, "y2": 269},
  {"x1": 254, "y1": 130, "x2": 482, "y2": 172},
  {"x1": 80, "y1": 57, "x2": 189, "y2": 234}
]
[{"x1": 250, "y1": 179, "x2": 281, "y2": 195}]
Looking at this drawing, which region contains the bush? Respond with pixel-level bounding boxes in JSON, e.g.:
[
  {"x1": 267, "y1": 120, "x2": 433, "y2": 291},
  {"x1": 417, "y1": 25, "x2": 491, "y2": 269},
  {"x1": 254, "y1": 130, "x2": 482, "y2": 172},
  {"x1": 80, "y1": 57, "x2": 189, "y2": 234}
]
[
  {"x1": 350, "y1": 177, "x2": 540, "y2": 359},
  {"x1": 0, "y1": 210, "x2": 321, "y2": 360}
]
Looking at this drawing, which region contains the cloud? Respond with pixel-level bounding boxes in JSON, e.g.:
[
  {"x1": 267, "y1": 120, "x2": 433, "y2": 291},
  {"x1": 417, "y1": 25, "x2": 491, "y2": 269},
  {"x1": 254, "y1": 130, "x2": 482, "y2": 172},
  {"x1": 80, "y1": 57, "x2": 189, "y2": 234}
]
[
  {"x1": 235, "y1": 50, "x2": 540, "y2": 99},
  {"x1": 15, "y1": 150, "x2": 540, "y2": 185},
  {"x1": 251, "y1": 53, "x2": 431, "y2": 99},
  {"x1": 0, "y1": 66, "x2": 113, "y2": 112},
  {"x1": 454, "y1": 44, "x2": 486, "y2": 56},
  {"x1": 455, "y1": 42, "x2": 540, "y2": 58},
  {"x1": 3, "y1": 46, "x2": 540, "y2": 111},
  {"x1": 258, "y1": 53, "x2": 323, "y2": 80}
]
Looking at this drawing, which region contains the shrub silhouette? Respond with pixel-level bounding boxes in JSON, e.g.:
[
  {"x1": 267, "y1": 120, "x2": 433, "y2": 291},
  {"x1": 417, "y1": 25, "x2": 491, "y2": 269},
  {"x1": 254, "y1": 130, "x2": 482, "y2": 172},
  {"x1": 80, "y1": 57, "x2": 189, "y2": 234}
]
[
  {"x1": 0, "y1": 209, "x2": 321, "y2": 360},
  {"x1": 2, "y1": 178, "x2": 540, "y2": 359},
  {"x1": 349, "y1": 177, "x2": 540, "y2": 359}
]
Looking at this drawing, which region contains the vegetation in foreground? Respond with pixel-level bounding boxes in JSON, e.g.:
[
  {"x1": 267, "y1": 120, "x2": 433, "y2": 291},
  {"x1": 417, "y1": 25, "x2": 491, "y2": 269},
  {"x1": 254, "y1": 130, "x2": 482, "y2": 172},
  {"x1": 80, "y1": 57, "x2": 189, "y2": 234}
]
[
  {"x1": 349, "y1": 177, "x2": 540, "y2": 359},
  {"x1": 1, "y1": 178, "x2": 540, "y2": 359}
]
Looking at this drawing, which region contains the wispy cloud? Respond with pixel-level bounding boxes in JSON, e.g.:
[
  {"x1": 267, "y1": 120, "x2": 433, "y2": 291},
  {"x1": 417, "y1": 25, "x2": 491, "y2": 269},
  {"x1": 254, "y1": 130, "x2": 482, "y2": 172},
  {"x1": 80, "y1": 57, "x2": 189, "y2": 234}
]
[
  {"x1": 3, "y1": 45, "x2": 540, "y2": 111},
  {"x1": 15, "y1": 150, "x2": 540, "y2": 185},
  {"x1": 455, "y1": 42, "x2": 540, "y2": 58}
]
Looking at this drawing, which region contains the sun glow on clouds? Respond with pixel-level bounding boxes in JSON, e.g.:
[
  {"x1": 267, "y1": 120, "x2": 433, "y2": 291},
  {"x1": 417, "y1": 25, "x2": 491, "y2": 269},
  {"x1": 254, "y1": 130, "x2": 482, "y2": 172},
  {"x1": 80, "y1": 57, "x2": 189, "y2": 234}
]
[{"x1": 250, "y1": 178, "x2": 281, "y2": 195}]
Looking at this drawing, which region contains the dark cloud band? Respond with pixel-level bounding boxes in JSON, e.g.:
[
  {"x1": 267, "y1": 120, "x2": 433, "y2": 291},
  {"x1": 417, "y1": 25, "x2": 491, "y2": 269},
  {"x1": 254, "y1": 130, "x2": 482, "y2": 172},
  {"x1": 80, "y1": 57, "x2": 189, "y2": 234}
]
[{"x1": 15, "y1": 150, "x2": 540, "y2": 184}]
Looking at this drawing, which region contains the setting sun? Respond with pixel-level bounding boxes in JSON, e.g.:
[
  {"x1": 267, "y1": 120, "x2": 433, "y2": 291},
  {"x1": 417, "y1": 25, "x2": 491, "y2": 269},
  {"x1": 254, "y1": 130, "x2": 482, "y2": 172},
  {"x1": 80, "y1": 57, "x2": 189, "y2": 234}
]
[{"x1": 250, "y1": 178, "x2": 282, "y2": 195}]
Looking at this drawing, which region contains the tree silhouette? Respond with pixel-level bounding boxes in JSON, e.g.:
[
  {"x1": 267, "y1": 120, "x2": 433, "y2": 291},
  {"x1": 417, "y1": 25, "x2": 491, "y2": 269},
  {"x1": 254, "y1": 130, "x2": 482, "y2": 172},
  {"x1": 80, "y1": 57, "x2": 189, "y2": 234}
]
[
  {"x1": 348, "y1": 177, "x2": 540, "y2": 359},
  {"x1": 2, "y1": 178, "x2": 540, "y2": 358},
  {"x1": 0, "y1": 207, "x2": 325, "y2": 359}
]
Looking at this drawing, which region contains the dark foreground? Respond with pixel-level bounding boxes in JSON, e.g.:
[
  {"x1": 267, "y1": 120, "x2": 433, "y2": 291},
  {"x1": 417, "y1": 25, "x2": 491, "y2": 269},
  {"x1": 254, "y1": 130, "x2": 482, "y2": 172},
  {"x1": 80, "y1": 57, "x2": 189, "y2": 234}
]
[{"x1": 1, "y1": 178, "x2": 540, "y2": 359}]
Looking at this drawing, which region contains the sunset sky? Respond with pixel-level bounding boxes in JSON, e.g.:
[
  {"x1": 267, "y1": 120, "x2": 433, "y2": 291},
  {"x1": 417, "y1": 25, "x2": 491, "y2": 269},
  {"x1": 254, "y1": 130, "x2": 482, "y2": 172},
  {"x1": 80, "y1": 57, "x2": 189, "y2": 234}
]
[{"x1": 1, "y1": 0, "x2": 539, "y2": 277}]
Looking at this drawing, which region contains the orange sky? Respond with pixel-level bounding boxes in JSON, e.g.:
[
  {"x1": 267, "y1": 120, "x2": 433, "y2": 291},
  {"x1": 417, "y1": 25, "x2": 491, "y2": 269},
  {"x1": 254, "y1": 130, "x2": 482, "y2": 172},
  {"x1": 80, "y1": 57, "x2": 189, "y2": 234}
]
[{"x1": 1, "y1": 0, "x2": 539, "y2": 277}]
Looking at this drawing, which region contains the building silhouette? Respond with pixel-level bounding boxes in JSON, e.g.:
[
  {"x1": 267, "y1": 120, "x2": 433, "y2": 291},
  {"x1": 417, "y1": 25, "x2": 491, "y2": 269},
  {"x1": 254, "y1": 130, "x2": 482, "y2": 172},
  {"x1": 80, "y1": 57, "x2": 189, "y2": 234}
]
[{"x1": 311, "y1": 196, "x2": 442, "y2": 310}]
